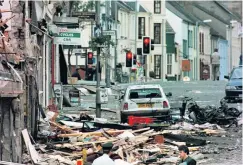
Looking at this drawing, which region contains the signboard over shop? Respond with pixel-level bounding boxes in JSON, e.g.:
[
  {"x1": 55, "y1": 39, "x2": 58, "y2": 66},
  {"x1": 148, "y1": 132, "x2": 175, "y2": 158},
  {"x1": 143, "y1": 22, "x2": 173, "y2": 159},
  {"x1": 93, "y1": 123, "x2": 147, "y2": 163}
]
[{"x1": 54, "y1": 28, "x2": 82, "y2": 45}]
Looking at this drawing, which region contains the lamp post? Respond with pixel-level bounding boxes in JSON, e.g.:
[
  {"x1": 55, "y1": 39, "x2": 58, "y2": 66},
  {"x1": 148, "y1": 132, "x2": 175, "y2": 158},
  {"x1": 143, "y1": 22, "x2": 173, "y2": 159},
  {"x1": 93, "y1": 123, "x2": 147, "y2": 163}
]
[{"x1": 195, "y1": 19, "x2": 212, "y2": 80}]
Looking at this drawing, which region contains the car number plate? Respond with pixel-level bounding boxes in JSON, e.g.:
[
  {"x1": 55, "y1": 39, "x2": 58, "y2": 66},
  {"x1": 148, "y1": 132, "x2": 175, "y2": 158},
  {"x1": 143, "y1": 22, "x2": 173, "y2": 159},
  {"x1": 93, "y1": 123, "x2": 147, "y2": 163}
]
[{"x1": 138, "y1": 104, "x2": 154, "y2": 108}]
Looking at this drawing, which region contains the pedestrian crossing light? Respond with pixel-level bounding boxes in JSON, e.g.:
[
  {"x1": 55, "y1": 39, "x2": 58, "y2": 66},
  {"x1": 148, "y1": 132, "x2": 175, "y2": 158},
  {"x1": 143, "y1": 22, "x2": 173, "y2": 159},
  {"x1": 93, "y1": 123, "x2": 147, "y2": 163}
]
[
  {"x1": 126, "y1": 51, "x2": 132, "y2": 67},
  {"x1": 87, "y1": 52, "x2": 93, "y2": 64},
  {"x1": 142, "y1": 36, "x2": 151, "y2": 55},
  {"x1": 133, "y1": 54, "x2": 137, "y2": 65}
]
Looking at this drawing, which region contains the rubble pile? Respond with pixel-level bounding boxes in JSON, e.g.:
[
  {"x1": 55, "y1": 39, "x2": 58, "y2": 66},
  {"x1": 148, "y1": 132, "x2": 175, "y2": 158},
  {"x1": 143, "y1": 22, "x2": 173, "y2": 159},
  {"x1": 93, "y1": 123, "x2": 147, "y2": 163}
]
[{"x1": 21, "y1": 111, "x2": 228, "y2": 165}]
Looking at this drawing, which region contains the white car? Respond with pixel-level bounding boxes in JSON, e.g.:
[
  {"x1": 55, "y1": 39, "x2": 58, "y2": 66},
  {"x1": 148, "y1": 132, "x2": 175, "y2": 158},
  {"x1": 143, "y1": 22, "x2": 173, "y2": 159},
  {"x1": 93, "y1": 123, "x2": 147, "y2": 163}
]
[{"x1": 119, "y1": 84, "x2": 171, "y2": 122}]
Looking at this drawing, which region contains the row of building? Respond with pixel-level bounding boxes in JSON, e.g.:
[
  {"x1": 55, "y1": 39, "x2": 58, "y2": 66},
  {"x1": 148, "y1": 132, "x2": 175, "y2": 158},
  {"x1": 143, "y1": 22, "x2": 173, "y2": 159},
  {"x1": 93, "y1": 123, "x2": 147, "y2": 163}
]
[
  {"x1": 68, "y1": 0, "x2": 242, "y2": 83},
  {"x1": 25, "y1": 0, "x2": 242, "y2": 108}
]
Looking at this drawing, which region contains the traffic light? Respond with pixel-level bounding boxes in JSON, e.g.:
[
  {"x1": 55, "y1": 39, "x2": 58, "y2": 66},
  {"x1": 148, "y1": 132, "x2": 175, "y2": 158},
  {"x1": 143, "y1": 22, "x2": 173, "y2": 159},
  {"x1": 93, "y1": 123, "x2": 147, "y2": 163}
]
[
  {"x1": 126, "y1": 51, "x2": 132, "y2": 67},
  {"x1": 87, "y1": 52, "x2": 93, "y2": 64},
  {"x1": 133, "y1": 54, "x2": 137, "y2": 65},
  {"x1": 142, "y1": 37, "x2": 151, "y2": 55}
]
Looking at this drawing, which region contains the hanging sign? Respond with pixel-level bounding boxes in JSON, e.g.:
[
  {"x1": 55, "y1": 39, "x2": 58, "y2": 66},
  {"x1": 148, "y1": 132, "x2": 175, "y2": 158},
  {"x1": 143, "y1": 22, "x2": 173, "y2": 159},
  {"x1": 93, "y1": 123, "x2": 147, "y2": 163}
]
[{"x1": 54, "y1": 28, "x2": 82, "y2": 45}]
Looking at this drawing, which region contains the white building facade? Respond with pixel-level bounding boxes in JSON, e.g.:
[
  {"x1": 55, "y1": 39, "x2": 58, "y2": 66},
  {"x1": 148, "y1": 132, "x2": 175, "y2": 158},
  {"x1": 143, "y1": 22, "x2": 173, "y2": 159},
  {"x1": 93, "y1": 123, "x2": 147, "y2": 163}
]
[{"x1": 138, "y1": 0, "x2": 167, "y2": 80}]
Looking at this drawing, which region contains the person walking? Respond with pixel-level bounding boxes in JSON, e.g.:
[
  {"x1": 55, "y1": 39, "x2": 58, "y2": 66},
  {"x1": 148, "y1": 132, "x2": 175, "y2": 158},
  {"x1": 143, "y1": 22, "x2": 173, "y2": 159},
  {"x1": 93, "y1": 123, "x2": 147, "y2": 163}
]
[
  {"x1": 211, "y1": 49, "x2": 220, "y2": 81},
  {"x1": 178, "y1": 145, "x2": 197, "y2": 165}
]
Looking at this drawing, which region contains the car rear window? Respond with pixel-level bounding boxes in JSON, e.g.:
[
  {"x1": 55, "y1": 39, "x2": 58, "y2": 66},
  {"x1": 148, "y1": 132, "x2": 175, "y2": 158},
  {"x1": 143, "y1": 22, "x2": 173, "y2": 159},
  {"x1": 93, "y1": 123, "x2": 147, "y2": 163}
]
[
  {"x1": 231, "y1": 68, "x2": 242, "y2": 79},
  {"x1": 129, "y1": 88, "x2": 162, "y2": 99}
]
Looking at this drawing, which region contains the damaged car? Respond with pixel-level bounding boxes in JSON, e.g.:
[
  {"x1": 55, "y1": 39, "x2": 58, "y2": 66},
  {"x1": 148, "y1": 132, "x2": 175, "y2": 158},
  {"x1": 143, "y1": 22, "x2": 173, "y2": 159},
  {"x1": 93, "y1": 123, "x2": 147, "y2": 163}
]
[{"x1": 119, "y1": 84, "x2": 172, "y2": 123}]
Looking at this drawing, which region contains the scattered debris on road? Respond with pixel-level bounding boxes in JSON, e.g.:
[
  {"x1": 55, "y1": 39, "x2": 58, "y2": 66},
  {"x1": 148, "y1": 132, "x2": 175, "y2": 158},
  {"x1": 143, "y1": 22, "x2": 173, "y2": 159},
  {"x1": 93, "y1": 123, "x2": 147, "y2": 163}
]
[{"x1": 21, "y1": 108, "x2": 235, "y2": 165}]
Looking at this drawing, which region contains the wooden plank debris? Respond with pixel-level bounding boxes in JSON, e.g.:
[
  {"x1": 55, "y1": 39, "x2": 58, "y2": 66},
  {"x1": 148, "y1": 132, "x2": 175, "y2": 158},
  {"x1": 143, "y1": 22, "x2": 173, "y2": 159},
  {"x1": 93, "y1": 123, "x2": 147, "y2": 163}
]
[
  {"x1": 49, "y1": 121, "x2": 75, "y2": 133},
  {"x1": 55, "y1": 138, "x2": 118, "y2": 148},
  {"x1": 58, "y1": 130, "x2": 128, "y2": 138},
  {"x1": 22, "y1": 129, "x2": 42, "y2": 164}
]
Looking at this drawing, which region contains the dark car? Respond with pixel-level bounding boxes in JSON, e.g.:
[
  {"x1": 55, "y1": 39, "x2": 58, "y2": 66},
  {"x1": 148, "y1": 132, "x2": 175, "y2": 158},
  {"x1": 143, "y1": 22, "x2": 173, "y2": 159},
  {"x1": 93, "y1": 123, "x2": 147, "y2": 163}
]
[{"x1": 224, "y1": 66, "x2": 242, "y2": 100}]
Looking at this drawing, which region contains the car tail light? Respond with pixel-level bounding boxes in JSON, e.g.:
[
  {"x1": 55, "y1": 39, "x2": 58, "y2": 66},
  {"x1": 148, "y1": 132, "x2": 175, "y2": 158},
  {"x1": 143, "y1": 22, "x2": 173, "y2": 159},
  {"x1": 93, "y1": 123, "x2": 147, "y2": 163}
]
[
  {"x1": 123, "y1": 103, "x2": 128, "y2": 110},
  {"x1": 163, "y1": 101, "x2": 168, "y2": 108}
]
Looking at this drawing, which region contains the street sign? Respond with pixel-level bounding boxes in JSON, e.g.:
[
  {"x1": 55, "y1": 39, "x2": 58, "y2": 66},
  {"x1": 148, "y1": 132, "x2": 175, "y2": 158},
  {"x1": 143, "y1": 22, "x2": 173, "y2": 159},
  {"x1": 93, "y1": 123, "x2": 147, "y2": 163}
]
[
  {"x1": 72, "y1": 12, "x2": 96, "y2": 21},
  {"x1": 54, "y1": 28, "x2": 81, "y2": 45},
  {"x1": 103, "y1": 30, "x2": 116, "y2": 36},
  {"x1": 75, "y1": 53, "x2": 81, "y2": 56},
  {"x1": 94, "y1": 26, "x2": 102, "y2": 37},
  {"x1": 73, "y1": 49, "x2": 82, "y2": 53},
  {"x1": 182, "y1": 60, "x2": 190, "y2": 71}
]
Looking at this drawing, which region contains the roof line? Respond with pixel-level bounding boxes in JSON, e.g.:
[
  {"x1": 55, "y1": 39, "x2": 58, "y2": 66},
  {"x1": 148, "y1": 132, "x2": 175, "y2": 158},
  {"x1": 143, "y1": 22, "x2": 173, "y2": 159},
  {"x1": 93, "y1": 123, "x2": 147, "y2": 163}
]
[
  {"x1": 166, "y1": 1, "x2": 195, "y2": 24},
  {"x1": 193, "y1": 3, "x2": 230, "y2": 25},
  {"x1": 214, "y1": 1, "x2": 241, "y2": 21},
  {"x1": 118, "y1": 1, "x2": 134, "y2": 11}
]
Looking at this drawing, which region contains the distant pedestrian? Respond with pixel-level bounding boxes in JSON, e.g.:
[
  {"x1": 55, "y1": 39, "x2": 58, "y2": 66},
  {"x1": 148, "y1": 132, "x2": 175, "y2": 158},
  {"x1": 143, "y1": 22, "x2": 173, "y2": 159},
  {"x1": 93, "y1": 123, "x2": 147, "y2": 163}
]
[
  {"x1": 211, "y1": 49, "x2": 220, "y2": 81},
  {"x1": 72, "y1": 68, "x2": 81, "y2": 80},
  {"x1": 178, "y1": 145, "x2": 197, "y2": 165}
]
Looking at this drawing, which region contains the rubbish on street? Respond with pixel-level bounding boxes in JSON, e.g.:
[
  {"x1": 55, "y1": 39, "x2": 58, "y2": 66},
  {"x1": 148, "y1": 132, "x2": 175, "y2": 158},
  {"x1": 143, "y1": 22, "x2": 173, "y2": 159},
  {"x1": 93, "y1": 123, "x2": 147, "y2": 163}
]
[{"x1": 20, "y1": 110, "x2": 233, "y2": 165}]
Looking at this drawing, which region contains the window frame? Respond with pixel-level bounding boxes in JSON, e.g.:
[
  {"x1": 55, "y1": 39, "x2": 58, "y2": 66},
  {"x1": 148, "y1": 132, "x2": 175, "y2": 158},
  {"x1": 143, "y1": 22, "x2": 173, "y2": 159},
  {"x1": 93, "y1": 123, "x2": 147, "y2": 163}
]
[
  {"x1": 138, "y1": 17, "x2": 145, "y2": 39},
  {"x1": 188, "y1": 30, "x2": 193, "y2": 48},
  {"x1": 199, "y1": 32, "x2": 204, "y2": 54},
  {"x1": 154, "y1": 23, "x2": 161, "y2": 44},
  {"x1": 154, "y1": 0, "x2": 161, "y2": 14},
  {"x1": 154, "y1": 55, "x2": 161, "y2": 79}
]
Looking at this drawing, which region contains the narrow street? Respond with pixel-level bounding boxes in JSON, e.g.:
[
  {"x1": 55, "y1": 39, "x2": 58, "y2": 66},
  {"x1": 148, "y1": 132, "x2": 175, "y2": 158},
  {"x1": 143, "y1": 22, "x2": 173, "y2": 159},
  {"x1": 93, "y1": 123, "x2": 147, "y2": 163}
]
[
  {"x1": 78, "y1": 80, "x2": 242, "y2": 165},
  {"x1": 81, "y1": 80, "x2": 241, "y2": 111}
]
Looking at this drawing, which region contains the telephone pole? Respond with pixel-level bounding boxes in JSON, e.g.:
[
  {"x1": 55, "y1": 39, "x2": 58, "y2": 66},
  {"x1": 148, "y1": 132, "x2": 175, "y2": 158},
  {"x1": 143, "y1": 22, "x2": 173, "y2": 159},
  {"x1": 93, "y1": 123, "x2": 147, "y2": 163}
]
[
  {"x1": 105, "y1": 0, "x2": 111, "y2": 87},
  {"x1": 96, "y1": 1, "x2": 101, "y2": 118}
]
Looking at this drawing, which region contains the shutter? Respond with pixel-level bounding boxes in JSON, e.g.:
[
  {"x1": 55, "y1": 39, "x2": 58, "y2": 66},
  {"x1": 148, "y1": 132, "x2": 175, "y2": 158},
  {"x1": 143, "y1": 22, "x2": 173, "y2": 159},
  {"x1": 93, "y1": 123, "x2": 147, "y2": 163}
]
[{"x1": 166, "y1": 33, "x2": 175, "y2": 53}]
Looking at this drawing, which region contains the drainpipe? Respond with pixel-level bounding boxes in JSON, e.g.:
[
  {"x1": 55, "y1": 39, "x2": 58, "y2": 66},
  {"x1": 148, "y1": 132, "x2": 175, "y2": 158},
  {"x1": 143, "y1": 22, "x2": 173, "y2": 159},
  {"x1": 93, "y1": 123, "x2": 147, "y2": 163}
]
[
  {"x1": 161, "y1": 19, "x2": 165, "y2": 81},
  {"x1": 51, "y1": 42, "x2": 55, "y2": 86},
  {"x1": 46, "y1": 39, "x2": 50, "y2": 106},
  {"x1": 114, "y1": 1, "x2": 118, "y2": 81},
  {"x1": 196, "y1": 21, "x2": 199, "y2": 80},
  {"x1": 42, "y1": 35, "x2": 46, "y2": 107},
  {"x1": 25, "y1": 0, "x2": 29, "y2": 56}
]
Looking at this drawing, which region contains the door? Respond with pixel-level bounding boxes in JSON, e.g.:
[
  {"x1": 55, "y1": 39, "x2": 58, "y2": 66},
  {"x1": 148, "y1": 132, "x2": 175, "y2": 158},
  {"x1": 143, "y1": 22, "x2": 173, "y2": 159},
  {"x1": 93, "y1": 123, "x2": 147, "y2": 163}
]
[
  {"x1": 183, "y1": 40, "x2": 189, "y2": 77},
  {"x1": 218, "y1": 39, "x2": 228, "y2": 80},
  {"x1": 154, "y1": 55, "x2": 161, "y2": 79}
]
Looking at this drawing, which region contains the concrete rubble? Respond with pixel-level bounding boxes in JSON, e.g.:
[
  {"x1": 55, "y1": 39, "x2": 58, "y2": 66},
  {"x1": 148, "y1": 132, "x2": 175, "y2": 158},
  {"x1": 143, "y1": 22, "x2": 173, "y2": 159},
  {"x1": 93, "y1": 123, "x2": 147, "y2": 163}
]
[{"x1": 20, "y1": 110, "x2": 230, "y2": 165}]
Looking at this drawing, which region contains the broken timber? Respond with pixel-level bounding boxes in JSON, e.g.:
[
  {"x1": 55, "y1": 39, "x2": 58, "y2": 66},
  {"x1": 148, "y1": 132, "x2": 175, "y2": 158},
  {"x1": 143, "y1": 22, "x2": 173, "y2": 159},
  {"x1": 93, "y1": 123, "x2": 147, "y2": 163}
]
[{"x1": 58, "y1": 130, "x2": 128, "y2": 138}]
